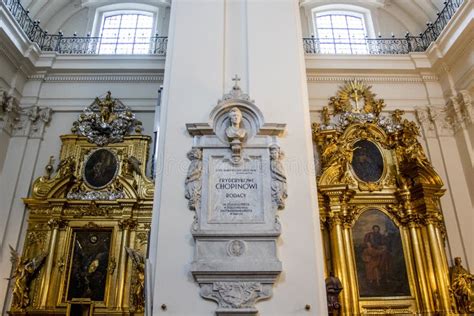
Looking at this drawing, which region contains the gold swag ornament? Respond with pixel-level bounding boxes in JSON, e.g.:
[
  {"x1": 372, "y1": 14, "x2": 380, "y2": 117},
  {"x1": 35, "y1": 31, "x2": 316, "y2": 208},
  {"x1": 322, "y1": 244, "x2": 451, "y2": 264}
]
[{"x1": 313, "y1": 80, "x2": 455, "y2": 315}]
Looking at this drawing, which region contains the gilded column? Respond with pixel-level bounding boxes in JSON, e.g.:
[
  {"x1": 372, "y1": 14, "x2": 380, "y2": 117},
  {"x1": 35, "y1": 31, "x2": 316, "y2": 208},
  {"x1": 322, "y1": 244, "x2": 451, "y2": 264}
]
[
  {"x1": 39, "y1": 217, "x2": 66, "y2": 308},
  {"x1": 408, "y1": 219, "x2": 434, "y2": 313},
  {"x1": 323, "y1": 187, "x2": 355, "y2": 315},
  {"x1": 117, "y1": 218, "x2": 137, "y2": 309},
  {"x1": 329, "y1": 216, "x2": 351, "y2": 315},
  {"x1": 426, "y1": 216, "x2": 452, "y2": 313}
]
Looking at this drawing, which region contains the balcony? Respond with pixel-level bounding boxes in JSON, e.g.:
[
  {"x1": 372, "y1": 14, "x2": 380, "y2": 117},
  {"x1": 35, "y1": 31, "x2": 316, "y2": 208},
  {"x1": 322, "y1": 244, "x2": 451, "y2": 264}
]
[
  {"x1": 304, "y1": 0, "x2": 463, "y2": 55},
  {"x1": 2, "y1": 0, "x2": 464, "y2": 56}
]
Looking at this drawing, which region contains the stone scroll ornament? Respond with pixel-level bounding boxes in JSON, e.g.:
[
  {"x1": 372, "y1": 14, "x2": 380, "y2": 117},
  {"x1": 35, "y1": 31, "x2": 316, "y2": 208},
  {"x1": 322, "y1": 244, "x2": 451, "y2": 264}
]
[{"x1": 185, "y1": 75, "x2": 287, "y2": 315}]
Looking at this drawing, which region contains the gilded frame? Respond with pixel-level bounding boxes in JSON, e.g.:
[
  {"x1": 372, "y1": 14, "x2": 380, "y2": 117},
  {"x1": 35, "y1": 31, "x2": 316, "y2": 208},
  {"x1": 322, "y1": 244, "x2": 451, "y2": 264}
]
[{"x1": 82, "y1": 148, "x2": 120, "y2": 190}]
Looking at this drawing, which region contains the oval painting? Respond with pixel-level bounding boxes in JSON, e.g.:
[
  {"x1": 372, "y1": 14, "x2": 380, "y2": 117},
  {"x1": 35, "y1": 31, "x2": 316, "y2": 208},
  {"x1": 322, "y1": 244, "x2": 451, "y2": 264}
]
[
  {"x1": 84, "y1": 149, "x2": 118, "y2": 189},
  {"x1": 351, "y1": 140, "x2": 384, "y2": 182},
  {"x1": 353, "y1": 209, "x2": 410, "y2": 297}
]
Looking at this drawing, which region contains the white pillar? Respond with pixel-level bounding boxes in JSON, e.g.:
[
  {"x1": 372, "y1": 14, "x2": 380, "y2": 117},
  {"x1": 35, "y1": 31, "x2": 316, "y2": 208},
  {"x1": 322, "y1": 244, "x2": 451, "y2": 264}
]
[
  {"x1": 148, "y1": 0, "x2": 327, "y2": 315},
  {"x1": 0, "y1": 103, "x2": 51, "y2": 313}
]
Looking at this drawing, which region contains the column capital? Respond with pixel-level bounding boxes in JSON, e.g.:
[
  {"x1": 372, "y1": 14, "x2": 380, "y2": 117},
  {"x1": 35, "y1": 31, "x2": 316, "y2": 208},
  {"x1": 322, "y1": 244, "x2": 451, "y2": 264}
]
[{"x1": 1, "y1": 91, "x2": 52, "y2": 139}]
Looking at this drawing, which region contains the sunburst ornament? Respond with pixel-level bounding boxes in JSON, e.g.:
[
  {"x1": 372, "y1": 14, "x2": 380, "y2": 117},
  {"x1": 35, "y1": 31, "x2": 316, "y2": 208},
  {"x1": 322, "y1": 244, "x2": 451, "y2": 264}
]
[{"x1": 329, "y1": 80, "x2": 385, "y2": 116}]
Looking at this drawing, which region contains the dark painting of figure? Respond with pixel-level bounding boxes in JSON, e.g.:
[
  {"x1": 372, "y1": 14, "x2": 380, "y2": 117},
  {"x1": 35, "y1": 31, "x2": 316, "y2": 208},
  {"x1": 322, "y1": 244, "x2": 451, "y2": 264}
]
[
  {"x1": 351, "y1": 140, "x2": 384, "y2": 182},
  {"x1": 353, "y1": 209, "x2": 410, "y2": 297},
  {"x1": 67, "y1": 230, "x2": 112, "y2": 301},
  {"x1": 84, "y1": 149, "x2": 118, "y2": 189}
]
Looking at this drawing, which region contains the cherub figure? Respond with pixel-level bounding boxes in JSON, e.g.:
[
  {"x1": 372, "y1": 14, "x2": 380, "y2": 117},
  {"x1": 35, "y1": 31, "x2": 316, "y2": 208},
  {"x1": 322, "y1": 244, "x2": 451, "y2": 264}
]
[
  {"x1": 125, "y1": 247, "x2": 145, "y2": 312},
  {"x1": 8, "y1": 246, "x2": 47, "y2": 310}
]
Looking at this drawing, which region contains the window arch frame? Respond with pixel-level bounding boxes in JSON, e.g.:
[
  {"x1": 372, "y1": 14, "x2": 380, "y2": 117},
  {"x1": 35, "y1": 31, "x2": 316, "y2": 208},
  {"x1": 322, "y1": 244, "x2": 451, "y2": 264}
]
[
  {"x1": 309, "y1": 4, "x2": 376, "y2": 54},
  {"x1": 89, "y1": 3, "x2": 161, "y2": 54}
]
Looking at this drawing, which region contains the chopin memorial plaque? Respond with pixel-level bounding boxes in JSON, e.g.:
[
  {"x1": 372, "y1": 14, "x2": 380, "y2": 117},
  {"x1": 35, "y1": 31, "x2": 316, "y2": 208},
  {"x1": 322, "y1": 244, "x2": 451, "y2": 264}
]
[
  {"x1": 209, "y1": 156, "x2": 263, "y2": 223},
  {"x1": 185, "y1": 77, "x2": 286, "y2": 315}
]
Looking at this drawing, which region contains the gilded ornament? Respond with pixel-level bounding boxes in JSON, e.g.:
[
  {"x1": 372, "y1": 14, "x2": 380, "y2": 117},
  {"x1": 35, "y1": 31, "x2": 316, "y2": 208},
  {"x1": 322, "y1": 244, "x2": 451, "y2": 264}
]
[
  {"x1": 8, "y1": 246, "x2": 47, "y2": 310},
  {"x1": 313, "y1": 80, "x2": 450, "y2": 315},
  {"x1": 450, "y1": 257, "x2": 474, "y2": 314},
  {"x1": 125, "y1": 247, "x2": 145, "y2": 312},
  {"x1": 71, "y1": 91, "x2": 143, "y2": 146}
]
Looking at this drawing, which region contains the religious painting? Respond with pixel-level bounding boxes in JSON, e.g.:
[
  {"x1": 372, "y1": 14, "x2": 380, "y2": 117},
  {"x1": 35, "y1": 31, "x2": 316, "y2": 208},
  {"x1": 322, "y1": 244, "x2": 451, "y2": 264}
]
[
  {"x1": 83, "y1": 149, "x2": 118, "y2": 189},
  {"x1": 353, "y1": 209, "x2": 410, "y2": 297},
  {"x1": 67, "y1": 230, "x2": 112, "y2": 301},
  {"x1": 351, "y1": 140, "x2": 384, "y2": 182}
]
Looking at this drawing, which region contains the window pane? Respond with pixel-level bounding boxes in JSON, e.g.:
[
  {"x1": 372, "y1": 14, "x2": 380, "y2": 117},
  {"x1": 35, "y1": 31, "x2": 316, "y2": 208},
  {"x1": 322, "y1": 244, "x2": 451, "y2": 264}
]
[
  {"x1": 317, "y1": 29, "x2": 333, "y2": 39},
  {"x1": 313, "y1": 11, "x2": 369, "y2": 55},
  {"x1": 349, "y1": 29, "x2": 365, "y2": 39},
  {"x1": 133, "y1": 44, "x2": 150, "y2": 54},
  {"x1": 120, "y1": 14, "x2": 138, "y2": 28},
  {"x1": 137, "y1": 15, "x2": 153, "y2": 28},
  {"x1": 331, "y1": 15, "x2": 347, "y2": 28},
  {"x1": 320, "y1": 43, "x2": 335, "y2": 54},
  {"x1": 316, "y1": 15, "x2": 332, "y2": 28},
  {"x1": 335, "y1": 44, "x2": 351, "y2": 54},
  {"x1": 99, "y1": 13, "x2": 154, "y2": 55},
  {"x1": 116, "y1": 44, "x2": 133, "y2": 54},
  {"x1": 98, "y1": 44, "x2": 115, "y2": 54},
  {"x1": 333, "y1": 29, "x2": 349, "y2": 40},
  {"x1": 119, "y1": 29, "x2": 136, "y2": 43},
  {"x1": 347, "y1": 16, "x2": 363, "y2": 29},
  {"x1": 103, "y1": 16, "x2": 121, "y2": 28},
  {"x1": 101, "y1": 29, "x2": 118, "y2": 38},
  {"x1": 351, "y1": 44, "x2": 368, "y2": 54},
  {"x1": 135, "y1": 28, "x2": 152, "y2": 40}
]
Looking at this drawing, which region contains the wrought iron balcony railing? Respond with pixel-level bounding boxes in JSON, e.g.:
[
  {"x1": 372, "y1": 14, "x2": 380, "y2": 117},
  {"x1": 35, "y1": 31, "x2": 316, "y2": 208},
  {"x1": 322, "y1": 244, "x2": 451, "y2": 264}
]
[
  {"x1": 2, "y1": 0, "x2": 167, "y2": 55},
  {"x1": 2, "y1": 0, "x2": 464, "y2": 55},
  {"x1": 304, "y1": 0, "x2": 463, "y2": 55}
]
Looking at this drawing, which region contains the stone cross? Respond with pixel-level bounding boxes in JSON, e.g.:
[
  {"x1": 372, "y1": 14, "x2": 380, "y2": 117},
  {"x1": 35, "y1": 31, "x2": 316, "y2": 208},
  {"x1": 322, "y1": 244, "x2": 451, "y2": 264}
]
[{"x1": 232, "y1": 75, "x2": 241, "y2": 88}]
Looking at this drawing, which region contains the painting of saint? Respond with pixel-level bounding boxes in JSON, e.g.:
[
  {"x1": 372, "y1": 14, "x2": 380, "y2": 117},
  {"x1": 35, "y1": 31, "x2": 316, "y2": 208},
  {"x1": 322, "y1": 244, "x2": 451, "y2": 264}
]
[
  {"x1": 353, "y1": 209, "x2": 410, "y2": 297},
  {"x1": 84, "y1": 149, "x2": 118, "y2": 189},
  {"x1": 351, "y1": 140, "x2": 384, "y2": 182},
  {"x1": 67, "y1": 230, "x2": 112, "y2": 301}
]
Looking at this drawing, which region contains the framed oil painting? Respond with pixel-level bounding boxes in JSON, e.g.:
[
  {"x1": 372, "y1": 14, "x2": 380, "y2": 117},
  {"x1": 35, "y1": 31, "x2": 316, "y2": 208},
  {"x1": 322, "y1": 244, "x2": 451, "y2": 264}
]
[
  {"x1": 83, "y1": 148, "x2": 118, "y2": 189},
  {"x1": 353, "y1": 209, "x2": 410, "y2": 297},
  {"x1": 67, "y1": 230, "x2": 112, "y2": 301},
  {"x1": 351, "y1": 140, "x2": 384, "y2": 183}
]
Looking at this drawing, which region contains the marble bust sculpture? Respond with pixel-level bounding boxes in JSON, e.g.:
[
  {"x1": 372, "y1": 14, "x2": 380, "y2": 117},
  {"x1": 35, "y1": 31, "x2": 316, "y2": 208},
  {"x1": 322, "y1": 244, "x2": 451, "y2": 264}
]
[{"x1": 225, "y1": 107, "x2": 247, "y2": 141}]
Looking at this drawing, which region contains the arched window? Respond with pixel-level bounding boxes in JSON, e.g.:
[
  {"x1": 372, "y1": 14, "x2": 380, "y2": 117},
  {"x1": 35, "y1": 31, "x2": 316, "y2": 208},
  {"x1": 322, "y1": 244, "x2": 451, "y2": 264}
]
[
  {"x1": 98, "y1": 12, "x2": 154, "y2": 54},
  {"x1": 312, "y1": 9, "x2": 371, "y2": 54}
]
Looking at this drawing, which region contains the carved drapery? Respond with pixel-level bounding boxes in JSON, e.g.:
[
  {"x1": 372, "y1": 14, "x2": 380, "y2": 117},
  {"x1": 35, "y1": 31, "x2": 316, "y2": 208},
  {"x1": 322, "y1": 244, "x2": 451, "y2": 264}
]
[{"x1": 313, "y1": 81, "x2": 453, "y2": 315}]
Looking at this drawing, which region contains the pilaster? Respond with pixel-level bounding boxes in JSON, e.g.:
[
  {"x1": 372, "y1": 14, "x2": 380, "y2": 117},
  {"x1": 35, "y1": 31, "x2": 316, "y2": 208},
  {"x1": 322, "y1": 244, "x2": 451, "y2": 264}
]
[{"x1": 0, "y1": 91, "x2": 52, "y2": 312}]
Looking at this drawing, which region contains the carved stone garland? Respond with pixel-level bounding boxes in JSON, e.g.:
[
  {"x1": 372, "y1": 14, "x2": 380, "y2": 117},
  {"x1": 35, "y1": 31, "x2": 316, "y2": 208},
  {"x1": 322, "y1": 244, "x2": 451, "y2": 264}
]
[{"x1": 185, "y1": 77, "x2": 286, "y2": 315}]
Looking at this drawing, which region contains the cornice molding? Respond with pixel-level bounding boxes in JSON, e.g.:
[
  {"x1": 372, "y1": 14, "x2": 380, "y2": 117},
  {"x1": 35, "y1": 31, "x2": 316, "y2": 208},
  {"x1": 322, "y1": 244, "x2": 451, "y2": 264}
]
[
  {"x1": 27, "y1": 74, "x2": 165, "y2": 83},
  {"x1": 307, "y1": 74, "x2": 438, "y2": 83}
]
